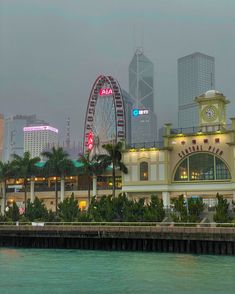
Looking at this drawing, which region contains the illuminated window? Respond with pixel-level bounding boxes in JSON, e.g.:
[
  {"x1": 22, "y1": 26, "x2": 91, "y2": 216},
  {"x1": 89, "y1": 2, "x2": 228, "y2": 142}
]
[
  {"x1": 140, "y1": 162, "x2": 148, "y2": 181},
  {"x1": 174, "y1": 158, "x2": 188, "y2": 181},
  {"x1": 174, "y1": 153, "x2": 231, "y2": 182}
]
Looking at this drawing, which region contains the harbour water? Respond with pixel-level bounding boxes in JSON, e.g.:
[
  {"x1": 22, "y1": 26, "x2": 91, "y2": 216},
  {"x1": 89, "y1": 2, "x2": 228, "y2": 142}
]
[{"x1": 0, "y1": 248, "x2": 234, "y2": 294}]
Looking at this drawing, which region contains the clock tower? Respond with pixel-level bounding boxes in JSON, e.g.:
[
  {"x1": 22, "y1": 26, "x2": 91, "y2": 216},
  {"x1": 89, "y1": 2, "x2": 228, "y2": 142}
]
[{"x1": 195, "y1": 90, "x2": 230, "y2": 131}]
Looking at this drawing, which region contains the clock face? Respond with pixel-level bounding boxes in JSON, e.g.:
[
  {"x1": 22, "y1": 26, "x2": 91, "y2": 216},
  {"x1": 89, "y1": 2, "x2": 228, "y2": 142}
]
[{"x1": 202, "y1": 105, "x2": 217, "y2": 121}]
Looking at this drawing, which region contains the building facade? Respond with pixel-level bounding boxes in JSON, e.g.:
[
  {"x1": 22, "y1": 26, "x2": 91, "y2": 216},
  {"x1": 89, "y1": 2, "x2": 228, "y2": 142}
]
[
  {"x1": 3, "y1": 115, "x2": 48, "y2": 162},
  {"x1": 178, "y1": 52, "x2": 215, "y2": 128},
  {"x1": 122, "y1": 90, "x2": 234, "y2": 207},
  {"x1": 129, "y1": 48, "x2": 157, "y2": 144},
  {"x1": 24, "y1": 125, "x2": 58, "y2": 159},
  {"x1": 0, "y1": 114, "x2": 4, "y2": 161},
  {"x1": 3, "y1": 115, "x2": 36, "y2": 162},
  {"x1": 121, "y1": 89, "x2": 134, "y2": 146}
]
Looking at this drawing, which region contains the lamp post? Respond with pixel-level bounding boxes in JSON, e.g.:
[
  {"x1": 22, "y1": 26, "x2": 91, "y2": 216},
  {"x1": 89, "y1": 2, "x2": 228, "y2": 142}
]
[{"x1": 184, "y1": 193, "x2": 189, "y2": 222}]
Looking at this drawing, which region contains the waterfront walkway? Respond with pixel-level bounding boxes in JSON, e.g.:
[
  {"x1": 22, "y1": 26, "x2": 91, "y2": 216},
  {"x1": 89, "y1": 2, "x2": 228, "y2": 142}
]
[{"x1": 0, "y1": 223, "x2": 235, "y2": 254}]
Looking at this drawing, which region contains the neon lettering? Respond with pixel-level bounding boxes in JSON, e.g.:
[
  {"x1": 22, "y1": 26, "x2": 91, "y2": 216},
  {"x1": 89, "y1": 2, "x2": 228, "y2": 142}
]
[
  {"x1": 87, "y1": 131, "x2": 94, "y2": 150},
  {"x1": 99, "y1": 88, "x2": 113, "y2": 96}
]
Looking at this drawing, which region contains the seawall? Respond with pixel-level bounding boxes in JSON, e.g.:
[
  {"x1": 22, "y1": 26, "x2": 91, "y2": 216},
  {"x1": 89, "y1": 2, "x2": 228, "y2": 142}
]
[{"x1": 0, "y1": 225, "x2": 235, "y2": 255}]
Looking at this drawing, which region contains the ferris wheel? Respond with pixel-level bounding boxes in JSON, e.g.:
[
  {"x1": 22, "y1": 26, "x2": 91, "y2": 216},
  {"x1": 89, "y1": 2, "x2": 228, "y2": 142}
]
[{"x1": 83, "y1": 75, "x2": 126, "y2": 155}]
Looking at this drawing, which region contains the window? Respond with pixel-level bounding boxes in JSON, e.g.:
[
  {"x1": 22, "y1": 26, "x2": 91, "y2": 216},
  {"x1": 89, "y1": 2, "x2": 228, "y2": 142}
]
[
  {"x1": 174, "y1": 153, "x2": 231, "y2": 182},
  {"x1": 140, "y1": 162, "x2": 148, "y2": 181}
]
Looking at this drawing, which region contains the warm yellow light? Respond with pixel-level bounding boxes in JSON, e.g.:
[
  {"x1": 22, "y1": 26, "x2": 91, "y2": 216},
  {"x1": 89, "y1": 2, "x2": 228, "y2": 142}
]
[
  {"x1": 35, "y1": 178, "x2": 37, "y2": 181},
  {"x1": 70, "y1": 176, "x2": 73, "y2": 179},
  {"x1": 53, "y1": 177, "x2": 56, "y2": 180},
  {"x1": 79, "y1": 201, "x2": 87, "y2": 210}
]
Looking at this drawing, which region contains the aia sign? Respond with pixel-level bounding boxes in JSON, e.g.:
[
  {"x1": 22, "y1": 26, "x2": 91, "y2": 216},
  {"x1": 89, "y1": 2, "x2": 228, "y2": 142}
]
[
  {"x1": 99, "y1": 88, "x2": 113, "y2": 96},
  {"x1": 87, "y1": 131, "x2": 94, "y2": 150}
]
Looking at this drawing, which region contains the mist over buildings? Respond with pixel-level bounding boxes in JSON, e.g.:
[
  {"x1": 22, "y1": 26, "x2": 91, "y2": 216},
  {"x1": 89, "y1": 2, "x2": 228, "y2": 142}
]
[{"x1": 1, "y1": 0, "x2": 235, "y2": 143}]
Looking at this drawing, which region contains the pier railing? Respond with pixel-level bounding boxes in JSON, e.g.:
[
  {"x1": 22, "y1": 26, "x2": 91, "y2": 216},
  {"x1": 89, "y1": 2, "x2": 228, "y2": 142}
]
[{"x1": 0, "y1": 221, "x2": 235, "y2": 227}]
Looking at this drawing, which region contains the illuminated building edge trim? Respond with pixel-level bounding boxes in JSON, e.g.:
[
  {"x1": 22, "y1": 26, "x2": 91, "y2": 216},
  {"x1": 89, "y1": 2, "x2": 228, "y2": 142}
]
[{"x1": 23, "y1": 126, "x2": 59, "y2": 133}]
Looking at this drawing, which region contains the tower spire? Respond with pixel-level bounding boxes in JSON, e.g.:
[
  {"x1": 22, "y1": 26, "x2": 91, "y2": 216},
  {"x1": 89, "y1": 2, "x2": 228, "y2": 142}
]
[{"x1": 66, "y1": 117, "x2": 70, "y2": 149}]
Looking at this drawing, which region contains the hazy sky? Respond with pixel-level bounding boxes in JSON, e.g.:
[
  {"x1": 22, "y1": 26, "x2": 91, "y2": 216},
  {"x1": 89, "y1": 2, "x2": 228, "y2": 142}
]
[{"x1": 1, "y1": 0, "x2": 235, "y2": 143}]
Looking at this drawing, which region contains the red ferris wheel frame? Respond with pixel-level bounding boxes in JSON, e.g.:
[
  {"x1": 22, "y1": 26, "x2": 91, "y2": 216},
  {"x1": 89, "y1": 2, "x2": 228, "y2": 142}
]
[{"x1": 83, "y1": 75, "x2": 126, "y2": 153}]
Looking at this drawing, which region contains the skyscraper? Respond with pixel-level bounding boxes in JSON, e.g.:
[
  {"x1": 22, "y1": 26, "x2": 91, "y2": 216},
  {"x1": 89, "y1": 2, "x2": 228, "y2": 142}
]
[
  {"x1": 129, "y1": 48, "x2": 157, "y2": 144},
  {"x1": 178, "y1": 52, "x2": 215, "y2": 128},
  {"x1": 121, "y1": 89, "x2": 134, "y2": 146},
  {"x1": 24, "y1": 125, "x2": 58, "y2": 159},
  {"x1": 3, "y1": 115, "x2": 47, "y2": 162},
  {"x1": 0, "y1": 114, "x2": 4, "y2": 161}
]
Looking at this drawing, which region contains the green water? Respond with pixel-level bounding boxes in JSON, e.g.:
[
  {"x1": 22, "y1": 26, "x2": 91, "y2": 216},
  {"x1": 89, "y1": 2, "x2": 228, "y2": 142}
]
[{"x1": 0, "y1": 248, "x2": 234, "y2": 294}]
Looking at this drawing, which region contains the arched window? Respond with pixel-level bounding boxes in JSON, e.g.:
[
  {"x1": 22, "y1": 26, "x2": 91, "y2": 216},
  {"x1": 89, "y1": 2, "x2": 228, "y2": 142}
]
[
  {"x1": 140, "y1": 162, "x2": 148, "y2": 181},
  {"x1": 174, "y1": 153, "x2": 231, "y2": 182}
]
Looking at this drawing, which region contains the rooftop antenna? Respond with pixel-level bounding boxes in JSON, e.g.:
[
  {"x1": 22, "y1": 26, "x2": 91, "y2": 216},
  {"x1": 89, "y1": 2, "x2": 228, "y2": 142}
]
[
  {"x1": 65, "y1": 117, "x2": 70, "y2": 149},
  {"x1": 141, "y1": 24, "x2": 144, "y2": 51}
]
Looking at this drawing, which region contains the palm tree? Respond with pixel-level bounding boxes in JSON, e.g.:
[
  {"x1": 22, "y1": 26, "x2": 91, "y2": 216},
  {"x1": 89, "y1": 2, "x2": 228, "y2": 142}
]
[
  {"x1": 98, "y1": 141, "x2": 128, "y2": 197},
  {"x1": 0, "y1": 161, "x2": 14, "y2": 215},
  {"x1": 12, "y1": 152, "x2": 40, "y2": 212},
  {"x1": 78, "y1": 152, "x2": 104, "y2": 208},
  {"x1": 41, "y1": 146, "x2": 72, "y2": 212}
]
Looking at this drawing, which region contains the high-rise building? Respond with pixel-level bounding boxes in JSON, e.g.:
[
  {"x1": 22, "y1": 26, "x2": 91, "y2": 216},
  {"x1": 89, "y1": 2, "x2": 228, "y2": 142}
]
[
  {"x1": 3, "y1": 115, "x2": 38, "y2": 162},
  {"x1": 24, "y1": 125, "x2": 58, "y2": 159},
  {"x1": 121, "y1": 89, "x2": 134, "y2": 146},
  {"x1": 178, "y1": 52, "x2": 215, "y2": 128},
  {"x1": 0, "y1": 114, "x2": 4, "y2": 161},
  {"x1": 3, "y1": 115, "x2": 48, "y2": 162},
  {"x1": 129, "y1": 48, "x2": 157, "y2": 144}
]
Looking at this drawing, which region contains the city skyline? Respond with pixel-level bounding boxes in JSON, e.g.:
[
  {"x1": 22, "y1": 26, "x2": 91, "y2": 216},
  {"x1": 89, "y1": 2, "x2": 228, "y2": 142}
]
[{"x1": 1, "y1": 0, "x2": 235, "y2": 142}]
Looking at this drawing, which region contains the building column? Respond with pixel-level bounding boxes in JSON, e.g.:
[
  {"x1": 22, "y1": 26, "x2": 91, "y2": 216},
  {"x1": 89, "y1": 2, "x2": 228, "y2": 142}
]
[
  {"x1": 1, "y1": 182, "x2": 6, "y2": 215},
  {"x1": 93, "y1": 176, "x2": 97, "y2": 197},
  {"x1": 233, "y1": 191, "x2": 235, "y2": 202},
  {"x1": 61, "y1": 178, "x2": 65, "y2": 202},
  {"x1": 162, "y1": 191, "x2": 170, "y2": 208},
  {"x1": 30, "y1": 179, "x2": 35, "y2": 202}
]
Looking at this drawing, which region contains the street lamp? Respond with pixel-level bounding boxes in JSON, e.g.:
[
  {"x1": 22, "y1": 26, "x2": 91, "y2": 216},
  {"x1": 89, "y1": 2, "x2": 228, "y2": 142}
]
[{"x1": 184, "y1": 193, "x2": 189, "y2": 221}]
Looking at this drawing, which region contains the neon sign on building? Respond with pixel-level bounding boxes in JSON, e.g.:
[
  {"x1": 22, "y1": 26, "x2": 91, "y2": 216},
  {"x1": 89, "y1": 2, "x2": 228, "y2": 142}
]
[
  {"x1": 99, "y1": 88, "x2": 113, "y2": 96},
  {"x1": 132, "y1": 109, "x2": 149, "y2": 117},
  {"x1": 23, "y1": 126, "x2": 58, "y2": 133},
  {"x1": 87, "y1": 131, "x2": 94, "y2": 150}
]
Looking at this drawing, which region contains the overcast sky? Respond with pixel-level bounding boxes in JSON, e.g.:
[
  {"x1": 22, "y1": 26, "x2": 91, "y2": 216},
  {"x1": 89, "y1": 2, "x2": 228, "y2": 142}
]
[{"x1": 1, "y1": 0, "x2": 235, "y2": 143}]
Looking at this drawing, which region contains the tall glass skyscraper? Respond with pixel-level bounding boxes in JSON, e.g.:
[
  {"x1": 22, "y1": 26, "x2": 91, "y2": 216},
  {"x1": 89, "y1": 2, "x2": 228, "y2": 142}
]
[
  {"x1": 129, "y1": 48, "x2": 157, "y2": 143},
  {"x1": 178, "y1": 52, "x2": 215, "y2": 128}
]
